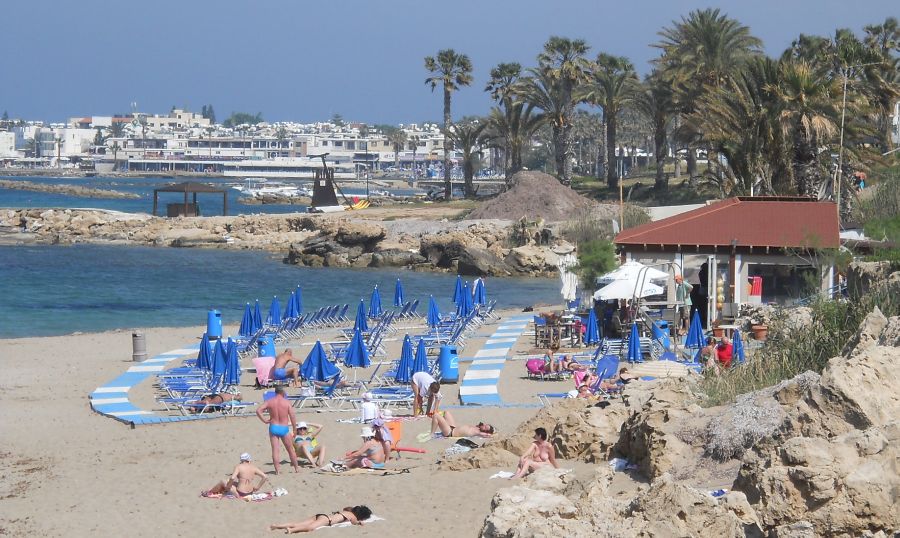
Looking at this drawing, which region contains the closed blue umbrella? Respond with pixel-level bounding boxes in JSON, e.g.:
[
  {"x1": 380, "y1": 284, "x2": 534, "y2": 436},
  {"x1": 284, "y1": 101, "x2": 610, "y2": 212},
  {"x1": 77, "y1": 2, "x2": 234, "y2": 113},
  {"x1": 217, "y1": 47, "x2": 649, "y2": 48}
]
[
  {"x1": 224, "y1": 338, "x2": 241, "y2": 387},
  {"x1": 353, "y1": 299, "x2": 369, "y2": 333},
  {"x1": 369, "y1": 285, "x2": 383, "y2": 318},
  {"x1": 253, "y1": 300, "x2": 263, "y2": 333},
  {"x1": 474, "y1": 278, "x2": 486, "y2": 306},
  {"x1": 300, "y1": 341, "x2": 341, "y2": 382},
  {"x1": 452, "y1": 275, "x2": 463, "y2": 304},
  {"x1": 344, "y1": 328, "x2": 371, "y2": 368},
  {"x1": 627, "y1": 322, "x2": 642, "y2": 363},
  {"x1": 210, "y1": 338, "x2": 227, "y2": 391},
  {"x1": 412, "y1": 337, "x2": 429, "y2": 374},
  {"x1": 267, "y1": 296, "x2": 282, "y2": 327},
  {"x1": 584, "y1": 309, "x2": 600, "y2": 345},
  {"x1": 284, "y1": 291, "x2": 298, "y2": 320},
  {"x1": 395, "y1": 334, "x2": 414, "y2": 383},
  {"x1": 457, "y1": 282, "x2": 473, "y2": 318},
  {"x1": 732, "y1": 329, "x2": 745, "y2": 364},
  {"x1": 197, "y1": 332, "x2": 212, "y2": 371},
  {"x1": 394, "y1": 278, "x2": 405, "y2": 308},
  {"x1": 427, "y1": 295, "x2": 441, "y2": 328},
  {"x1": 685, "y1": 310, "x2": 704, "y2": 361},
  {"x1": 293, "y1": 285, "x2": 303, "y2": 314},
  {"x1": 239, "y1": 303, "x2": 254, "y2": 338}
]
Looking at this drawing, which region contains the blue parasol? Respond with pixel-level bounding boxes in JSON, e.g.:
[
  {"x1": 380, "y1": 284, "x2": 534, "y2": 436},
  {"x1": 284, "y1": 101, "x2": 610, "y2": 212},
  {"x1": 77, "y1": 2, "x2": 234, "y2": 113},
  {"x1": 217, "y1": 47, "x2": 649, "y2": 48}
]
[
  {"x1": 369, "y1": 285, "x2": 383, "y2": 319},
  {"x1": 267, "y1": 296, "x2": 282, "y2": 327},
  {"x1": 685, "y1": 310, "x2": 705, "y2": 361},
  {"x1": 210, "y1": 338, "x2": 227, "y2": 391},
  {"x1": 224, "y1": 338, "x2": 241, "y2": 387},
  {"x1": 627, "y1": 322, "x2": 643, "y2": 363},
  {"x1": 344, "y1": 328, "x2": 371, "y2": 368},
  {"x1": 584, "y1": 309, "x2": 600, "y2": 345},
  {"x1": 394, "y1": 278, "x2": 405, "y2": 308},
  {"x1": 300, "y1": 341, "x2": 341, "y2": 382},
  {"x1": 239, "y1": 303, "x2": 254, "y2": 338},
  {"x1": 395, "y1": 334, "x2": 414, "y2": 383},
  {"x1": 293, "y1": 285, "x2": 303, "y2": 314},
  {"x1": 253, "y1": 300, "x2": 263, "y2": 333},
  {"x1": 452, "y1": 275, "x2": 463, "y2": 304},
  {"x1": 353, "y1": 299, "x2": 369, "y2": 333},
  {"x1": 412, "y1": 337, "x2": 429, "y2": 374},
  {"x1": 197, "y1": 332, "x2": 213, "y2": 371},
  {"x1": 427, "y1": 295, "x2": 441, "y2": 328},
  {"x1": 732, "y1": 329, "x2": 745, "y2": 364},
  {"x1": 474, "y1": 278, "x2": 486, "y2": 306},
  {"x1": 457, "y1": 282, "x2": 473, "y2": 318}
]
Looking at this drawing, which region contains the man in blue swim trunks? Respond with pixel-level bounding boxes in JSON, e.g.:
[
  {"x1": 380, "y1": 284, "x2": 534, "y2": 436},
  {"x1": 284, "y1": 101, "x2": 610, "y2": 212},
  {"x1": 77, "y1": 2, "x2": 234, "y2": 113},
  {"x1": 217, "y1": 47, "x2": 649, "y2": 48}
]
[
  {"x1": 256, "y1": 386, "x2": 299, "y2": 474},
  {"x1": 271, "y1": 349, "x2": 301, "y2": 387}
]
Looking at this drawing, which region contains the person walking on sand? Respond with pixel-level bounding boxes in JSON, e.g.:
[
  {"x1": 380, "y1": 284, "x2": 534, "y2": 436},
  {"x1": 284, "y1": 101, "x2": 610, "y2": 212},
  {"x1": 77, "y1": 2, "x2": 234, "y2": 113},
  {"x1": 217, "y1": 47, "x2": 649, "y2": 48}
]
[
  {"x1": 429, "y1": 410, "x2": 494, "y2": 438},
  {"x1": 511, "y1": 427, "x2": 558, "y2": 479},
  {"x1": 256, "y1": 386, "x2": 299, "y2": 474},
  {"x1": 203, "y1": 452, "x2": 269, "y2": 501},
  {"x1": 271, "y1": 348, "x2": 301, "y2": 387},
  {"x1": 410, "y1": 370, "x2": 442, "y2": 417}
]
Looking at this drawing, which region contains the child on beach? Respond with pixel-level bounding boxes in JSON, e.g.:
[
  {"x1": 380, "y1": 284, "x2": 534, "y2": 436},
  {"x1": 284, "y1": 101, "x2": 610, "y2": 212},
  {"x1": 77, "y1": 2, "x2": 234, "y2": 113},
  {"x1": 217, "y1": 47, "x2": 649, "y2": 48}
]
[{"x1": 270, "y1": 505, "x2": 372, "y2": 533}]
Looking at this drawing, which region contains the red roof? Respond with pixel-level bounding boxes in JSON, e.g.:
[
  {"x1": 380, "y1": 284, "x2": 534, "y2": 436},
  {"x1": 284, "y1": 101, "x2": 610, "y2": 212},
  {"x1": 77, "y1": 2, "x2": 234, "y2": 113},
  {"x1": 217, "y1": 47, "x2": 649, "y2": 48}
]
[{"x1": 615, "y1": 197, "x2": 839, "y2": 249}]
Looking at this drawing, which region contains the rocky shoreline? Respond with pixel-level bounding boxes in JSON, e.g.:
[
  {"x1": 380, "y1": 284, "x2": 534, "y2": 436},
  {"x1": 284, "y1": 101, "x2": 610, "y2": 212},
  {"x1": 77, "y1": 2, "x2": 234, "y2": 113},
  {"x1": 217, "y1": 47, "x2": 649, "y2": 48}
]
[
  {"x1": 0, "y1": 208, "x2": 567, "y2": 277},
  {"x1": 0, "y1": 179, "x2": 140, "y2": 199}
]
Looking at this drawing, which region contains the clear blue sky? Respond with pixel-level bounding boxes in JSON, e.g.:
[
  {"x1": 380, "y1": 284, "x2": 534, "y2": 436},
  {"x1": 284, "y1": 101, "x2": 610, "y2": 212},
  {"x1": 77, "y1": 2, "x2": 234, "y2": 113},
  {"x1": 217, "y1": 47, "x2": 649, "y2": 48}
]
[{"x1": 1, "y1": 0, "x2": 896, "y2": 124}]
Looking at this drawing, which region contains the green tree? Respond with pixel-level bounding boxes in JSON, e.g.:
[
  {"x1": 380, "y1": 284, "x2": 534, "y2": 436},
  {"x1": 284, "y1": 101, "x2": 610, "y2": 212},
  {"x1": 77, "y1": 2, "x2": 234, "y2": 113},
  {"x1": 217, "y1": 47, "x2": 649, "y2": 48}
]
[
  {"x1": 201, "y1": 104, "x2": 217, "y2": 124},
  {"x1": 385, "y1": 127, "x2": 408, "y2": 171},
  {"x1": 633, "y1": 71, "x2": 676, "y2": 193},
  {"x1": 223, "y1": 112, "x2": 263, "y2": 128},
  {"x1": 584, "y1": 53, "x2": 639, "y2": 189},
  {"x1": 485, "y1": 62, "x2": 545, "y2": 179},
  {"x1": 425, "y1": 48, "x2": 474, "y2": 200},
  {"x1": 863, "y1": 17, "x2": 900, "y2": 151},
  {"x1": 575, "y1": 239, "x2": 617, "y2": 291},
  {"x1": 331, "y1": 113, "x2": 345, "y2": 127},
  {"x1": 107, "y1": 121, "x2": 125, "y2": 139},
  {"x1": 447, "y1": 118, "x2": 489, "y2": 197},
  {"x1": 517, "y1": 37, "x2": 590, "y2": 185}
]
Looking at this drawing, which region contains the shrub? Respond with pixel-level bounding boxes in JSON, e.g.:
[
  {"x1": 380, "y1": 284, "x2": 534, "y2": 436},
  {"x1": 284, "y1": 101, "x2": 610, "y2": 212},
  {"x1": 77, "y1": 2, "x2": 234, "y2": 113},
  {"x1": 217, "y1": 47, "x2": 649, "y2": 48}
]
[{"x1": 575, "y1": 239, "x2": 617, "y2": 291}]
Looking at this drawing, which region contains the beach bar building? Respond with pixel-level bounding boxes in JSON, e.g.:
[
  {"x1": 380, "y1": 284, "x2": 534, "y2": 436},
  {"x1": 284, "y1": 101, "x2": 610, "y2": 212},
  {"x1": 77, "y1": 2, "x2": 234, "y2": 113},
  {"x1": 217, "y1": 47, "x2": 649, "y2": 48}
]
[
  {"x1": 152, "y1": 182, "x2": 229, "y2": 217},
  {"x1": 614, "y1": 196, "x2": 840, "y2": 327}
]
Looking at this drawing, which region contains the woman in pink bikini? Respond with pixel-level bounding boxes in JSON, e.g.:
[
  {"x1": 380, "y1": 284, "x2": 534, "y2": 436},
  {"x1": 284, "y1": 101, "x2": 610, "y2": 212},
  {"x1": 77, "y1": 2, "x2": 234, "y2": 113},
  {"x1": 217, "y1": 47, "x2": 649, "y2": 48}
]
[{"x1": 511, "y1": 427, "x2": 558, "y2": 479}]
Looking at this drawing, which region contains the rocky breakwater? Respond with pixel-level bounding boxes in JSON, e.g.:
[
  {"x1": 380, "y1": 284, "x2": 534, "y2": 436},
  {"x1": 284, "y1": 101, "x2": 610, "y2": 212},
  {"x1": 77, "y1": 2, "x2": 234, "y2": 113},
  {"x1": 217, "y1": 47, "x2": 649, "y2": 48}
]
[
  {"x1": 0, "y1": 179, "x2": 139, "y2": 199},
  {"x1": 286, "y1": 217, "x2": 568, "y2": 277},
  {"x1": 473, "y1": 304, "x2": 899, "y2": 536}
]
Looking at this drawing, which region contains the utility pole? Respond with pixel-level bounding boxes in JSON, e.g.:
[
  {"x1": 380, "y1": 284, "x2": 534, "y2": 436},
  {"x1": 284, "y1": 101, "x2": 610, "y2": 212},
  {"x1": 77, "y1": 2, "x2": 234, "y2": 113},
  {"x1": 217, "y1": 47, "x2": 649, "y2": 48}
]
[{"x1": 833, "y1": 62, "x2": 879, "y2": 220}]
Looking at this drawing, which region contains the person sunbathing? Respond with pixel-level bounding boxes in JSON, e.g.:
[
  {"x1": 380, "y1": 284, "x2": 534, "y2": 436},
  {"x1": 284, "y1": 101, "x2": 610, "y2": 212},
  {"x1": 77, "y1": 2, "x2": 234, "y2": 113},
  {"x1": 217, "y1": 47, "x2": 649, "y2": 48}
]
[
  {"x1": 270, "y1": 505, "x2": 372, "y2": 533},
  {"x1": 203, "y1": 453, "x2": 268, "y2": 501},
  {"x1": 575, "y1": 384, "x2": 594, "y2": 399},
  {"x1": 511, "y1": 427, "x2": 558, "y2": 479},
  {"x1": 558, "y1": 355, "x2": 587, "y2": 372},
  {"x1": 336, "y1": 427, "x2": 385, "y2": 469},
  {"x1": 429, "y1": 410, "x2": 495, "y2": 438},
  {"x1": 293, "y1": 421, "x2": 326, "y2": 467},
  {"x1": 189, "y1": 392, "x2": 242, "y2": 412}
]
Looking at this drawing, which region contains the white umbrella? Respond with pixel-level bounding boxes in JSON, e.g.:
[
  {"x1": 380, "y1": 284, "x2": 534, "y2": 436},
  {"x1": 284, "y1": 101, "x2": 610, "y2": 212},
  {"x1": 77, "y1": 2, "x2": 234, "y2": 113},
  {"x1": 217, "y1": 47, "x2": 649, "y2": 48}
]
[
  {"x1": 593, "y1": 279, "x2": 664, "y2": 301},
  {"x1": 561, "y1": 272, "x2": 578, "y2": 302},
  {"x1": 598, "y1": 261, "x2": 669, "y2": 284}
]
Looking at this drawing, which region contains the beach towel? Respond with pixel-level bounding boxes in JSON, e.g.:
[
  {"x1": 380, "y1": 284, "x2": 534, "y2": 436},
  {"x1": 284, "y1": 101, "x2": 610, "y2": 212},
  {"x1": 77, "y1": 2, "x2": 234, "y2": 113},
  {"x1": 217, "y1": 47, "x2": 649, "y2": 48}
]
[
  {"x1": 490, "y1": 471, "x2": 515, "y2": 479},
  {"x1": 314, "y1": 467, "x2": 410, "y2": 477},
  {"x1": 200, "y1": 488, "x2": 288, "y2": 501},
  {"x1": 315, "y1": 515, "x2": 384, "y2": 530}
]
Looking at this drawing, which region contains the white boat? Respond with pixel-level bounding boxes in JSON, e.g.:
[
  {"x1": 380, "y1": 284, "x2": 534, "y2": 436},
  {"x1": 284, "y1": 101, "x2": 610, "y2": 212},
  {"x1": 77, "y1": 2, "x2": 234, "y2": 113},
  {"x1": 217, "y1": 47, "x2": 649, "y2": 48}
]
[{"x1": 232, "y1": 178, "x2": 311, "y2": 198}]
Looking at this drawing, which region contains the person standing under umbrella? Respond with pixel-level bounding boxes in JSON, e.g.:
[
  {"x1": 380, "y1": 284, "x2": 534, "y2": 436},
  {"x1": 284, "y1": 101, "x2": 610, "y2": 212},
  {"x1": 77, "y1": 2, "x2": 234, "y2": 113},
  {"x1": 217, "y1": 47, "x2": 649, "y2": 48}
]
[
  {"x1": 255, "y1": 387, "x2": 300, "y2": 475},
  {"x1": 674, "y1": 275, "x2": 693, "y2": 336}
]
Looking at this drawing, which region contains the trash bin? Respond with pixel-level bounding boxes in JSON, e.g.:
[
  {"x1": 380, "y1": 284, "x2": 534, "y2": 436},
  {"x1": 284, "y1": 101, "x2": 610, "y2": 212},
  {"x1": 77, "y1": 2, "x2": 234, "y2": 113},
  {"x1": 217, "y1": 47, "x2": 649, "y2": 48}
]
[
  {"x1": 438, "y1": 345, "x2": 459, "y2": 383},
  {"x1": 207, "y1": 310, "x2": 222, "y2": 339},
  {"x1": 258, "y1": 335, "x2": 276, "y2": 358},
  {"x1": 132, "y1": 331, "x2": 148, "y2": 362},
  {"x1": 651, "y1": 321, "x2": 670, "y2": 351}
]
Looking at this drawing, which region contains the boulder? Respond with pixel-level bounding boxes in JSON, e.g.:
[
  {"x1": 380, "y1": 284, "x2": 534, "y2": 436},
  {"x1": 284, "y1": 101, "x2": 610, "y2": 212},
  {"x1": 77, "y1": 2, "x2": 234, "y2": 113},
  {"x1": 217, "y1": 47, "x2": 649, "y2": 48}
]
[
  {"x1": 878, "y1": 316, "x2": 900, "y2": 346},
  {"x1": 846, "y1": 261, "x2": 895, "y2": 298},
  {"x1": 457, "y1": 247, "x2": 513, "y2": 277},
  {"x1": 842, "y1": 306, "x2": 888, "y2": 358},
  {"x1": 480, "y1": 485, "x2": 580, "y2": 538},
  {"x1": 505, "y1": 245, "x2": 560, "y2": 275},
  {"x1": 369, "y1": 249, "x2": 428, "y2": 268}
]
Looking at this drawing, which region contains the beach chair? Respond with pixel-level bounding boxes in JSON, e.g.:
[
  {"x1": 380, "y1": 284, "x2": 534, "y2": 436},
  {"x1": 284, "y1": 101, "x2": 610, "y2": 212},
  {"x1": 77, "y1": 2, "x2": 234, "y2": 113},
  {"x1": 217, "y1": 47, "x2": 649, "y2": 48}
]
[{"x1": 287, "y1": 376, "x2": 346, "y2": 409}]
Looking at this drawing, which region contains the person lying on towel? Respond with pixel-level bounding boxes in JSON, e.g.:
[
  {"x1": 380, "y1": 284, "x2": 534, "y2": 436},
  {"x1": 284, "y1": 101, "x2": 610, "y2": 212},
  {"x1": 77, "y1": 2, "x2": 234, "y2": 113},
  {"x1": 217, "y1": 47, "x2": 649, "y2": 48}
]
[
  {"x1": 270, "y1": 505, "x2": 372, "y2": 533},
  {"x1": 429, "y1": 410, "x2": 494, "y2": 438}
]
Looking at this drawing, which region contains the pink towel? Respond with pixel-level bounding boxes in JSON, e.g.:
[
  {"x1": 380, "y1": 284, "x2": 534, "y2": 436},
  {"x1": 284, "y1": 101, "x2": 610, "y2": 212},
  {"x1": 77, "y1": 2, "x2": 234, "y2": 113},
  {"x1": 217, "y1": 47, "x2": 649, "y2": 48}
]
[
  {"x1": 573, "y1": 370, "x2": 587, "y2": 387},
  {"x1": 252, "y1": 356, "x2": 276, "y2": 386}
]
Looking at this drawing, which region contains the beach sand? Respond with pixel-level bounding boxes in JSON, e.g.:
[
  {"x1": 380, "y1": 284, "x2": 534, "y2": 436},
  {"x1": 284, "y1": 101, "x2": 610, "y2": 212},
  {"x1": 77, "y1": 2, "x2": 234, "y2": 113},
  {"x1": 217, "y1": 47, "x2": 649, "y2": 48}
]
[{"x1": 0, "y1": 309, "x2": 599, "y2": 537}]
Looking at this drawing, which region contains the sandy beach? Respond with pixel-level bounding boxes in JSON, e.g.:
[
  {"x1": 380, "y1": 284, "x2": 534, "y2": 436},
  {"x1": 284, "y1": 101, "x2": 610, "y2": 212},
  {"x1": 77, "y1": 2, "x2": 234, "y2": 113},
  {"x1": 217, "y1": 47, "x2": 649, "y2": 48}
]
[{"x1": 0, "y1": 309, "x2": 598, "y2": 537}]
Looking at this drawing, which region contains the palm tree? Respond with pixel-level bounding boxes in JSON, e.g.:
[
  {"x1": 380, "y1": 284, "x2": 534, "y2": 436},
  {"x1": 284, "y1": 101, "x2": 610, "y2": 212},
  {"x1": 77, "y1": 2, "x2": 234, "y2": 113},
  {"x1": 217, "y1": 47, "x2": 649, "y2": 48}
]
[
  {"x1": 517, "y1": 37, "x2": 590, "y2": 184},
  {"x1": 584, "y1": 53, "x2": 639, "y2": 189},
  {"x1": 633, "y1": 72, "x2": 676, "y2": 192},
  {"x1": 863, "y1": 18, "x2": 900, "y2": 151},
  {"x1": 425, "y1": 49, "x2": 474, "y2": 199},
  {"x1": 386, "y1": 128, "x2": 408, "y2": 171},
  {"x1": 654, "y1": 8, "x2": 762, "y2": 181},
  {"x1": 447, "y1": 119, "x2": 489, "y2": 197},
  {"x1": 484, "y1": 62, "x2": 546, "y2": 180}
]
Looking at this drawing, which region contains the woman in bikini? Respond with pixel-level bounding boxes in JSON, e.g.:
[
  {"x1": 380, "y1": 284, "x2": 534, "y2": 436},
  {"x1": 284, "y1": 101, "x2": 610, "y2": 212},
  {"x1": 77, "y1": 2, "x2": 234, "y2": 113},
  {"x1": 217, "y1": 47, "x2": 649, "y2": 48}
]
[
  {"x1": 269, "y1": 505, "x2": 372, "y2": 533},
  {"x1": 203, "y1": 453, "x2": 268, "y2": 502},
  {"x1": 339, "y1": 427, "x2": 385, "y2": 469},
  {"x1": 511, "y1": 427, "x2": 558, "y2": 479}
]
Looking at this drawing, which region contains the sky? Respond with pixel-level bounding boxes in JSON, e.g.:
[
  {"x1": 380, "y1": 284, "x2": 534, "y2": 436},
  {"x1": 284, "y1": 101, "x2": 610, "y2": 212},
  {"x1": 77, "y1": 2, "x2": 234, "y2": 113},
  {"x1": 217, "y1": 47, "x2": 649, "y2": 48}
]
[{"x1": 1, "y1": 0, "x2": 896, "y2": 125}]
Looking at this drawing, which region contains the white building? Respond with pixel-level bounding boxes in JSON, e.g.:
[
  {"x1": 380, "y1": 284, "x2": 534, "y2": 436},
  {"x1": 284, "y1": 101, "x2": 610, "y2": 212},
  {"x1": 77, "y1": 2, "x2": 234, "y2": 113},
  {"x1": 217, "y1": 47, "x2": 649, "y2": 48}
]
[{"x1": 0, "y1": 131, "x2": 16, "y2": 157}]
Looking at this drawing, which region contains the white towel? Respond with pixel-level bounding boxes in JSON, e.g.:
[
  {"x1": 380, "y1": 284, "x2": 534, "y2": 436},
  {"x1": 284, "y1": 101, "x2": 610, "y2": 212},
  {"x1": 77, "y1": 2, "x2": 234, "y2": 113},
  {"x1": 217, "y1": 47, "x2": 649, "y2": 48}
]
[
  {"x1": 317, "y1": 515, "x2": 385, "y2": 530},
  {"x1": 490, "y1": 471, "x2": 515, "y2": 479}
]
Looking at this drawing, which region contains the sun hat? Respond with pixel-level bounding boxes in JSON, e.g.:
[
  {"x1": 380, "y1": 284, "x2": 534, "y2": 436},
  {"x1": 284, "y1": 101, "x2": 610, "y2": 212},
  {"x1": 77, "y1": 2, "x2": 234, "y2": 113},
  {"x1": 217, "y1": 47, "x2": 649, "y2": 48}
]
[
  {"x1": 240, "y1": 452, "x2": 252, "y2": 462},
  {"x1": 360, "y1": 426, "x2": 375, "y2": 437},
  {"x1": 363, "y1": 392, "x2": 373, "y2": 400},
  {"x1": 296, "y1": 421, "x2": 308, "y2": 429}
]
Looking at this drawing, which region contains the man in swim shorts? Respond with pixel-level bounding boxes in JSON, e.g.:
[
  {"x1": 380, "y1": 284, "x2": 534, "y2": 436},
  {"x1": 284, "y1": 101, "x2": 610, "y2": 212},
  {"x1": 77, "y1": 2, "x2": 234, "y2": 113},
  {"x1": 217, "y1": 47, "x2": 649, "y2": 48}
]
[
  {"x1": 271, "y1": 348, "x2": 301, "y2": 387},
  {"x1": 256, "y1": 386, "x2": 299, "y2": 474}
]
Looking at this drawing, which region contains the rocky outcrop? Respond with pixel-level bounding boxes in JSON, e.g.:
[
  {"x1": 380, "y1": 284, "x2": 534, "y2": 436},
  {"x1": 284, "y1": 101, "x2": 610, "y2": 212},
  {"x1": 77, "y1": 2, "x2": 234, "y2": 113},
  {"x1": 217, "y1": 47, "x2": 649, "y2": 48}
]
[
  {"x1": 847, "y1": 260, "x2": 896, "y2": 298},
  {"x1": 0, "y1": 179, "x2": 140, "y2": 199}
]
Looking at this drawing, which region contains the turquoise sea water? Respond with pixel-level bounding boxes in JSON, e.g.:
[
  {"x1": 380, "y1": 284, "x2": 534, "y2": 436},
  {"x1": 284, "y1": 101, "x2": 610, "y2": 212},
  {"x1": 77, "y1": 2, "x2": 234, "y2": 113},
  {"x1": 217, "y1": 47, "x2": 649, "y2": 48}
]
[{"x1": 0, "y1": 244, "x2": 560, "y2": 338}]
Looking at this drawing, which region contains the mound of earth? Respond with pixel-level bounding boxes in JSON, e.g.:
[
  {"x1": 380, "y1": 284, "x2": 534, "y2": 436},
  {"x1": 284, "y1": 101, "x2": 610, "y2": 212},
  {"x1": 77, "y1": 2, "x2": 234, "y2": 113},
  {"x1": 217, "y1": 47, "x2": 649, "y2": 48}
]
[{"x1": 469, "y1": 171, "x2": 612, "y2": 222}]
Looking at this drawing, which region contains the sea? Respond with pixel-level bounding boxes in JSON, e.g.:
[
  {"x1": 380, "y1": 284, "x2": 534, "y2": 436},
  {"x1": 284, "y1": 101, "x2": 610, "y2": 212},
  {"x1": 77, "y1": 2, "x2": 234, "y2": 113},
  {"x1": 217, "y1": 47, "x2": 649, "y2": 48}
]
[{"x1": 0, "y1": 176, "x2": 560, "y2": 338}]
